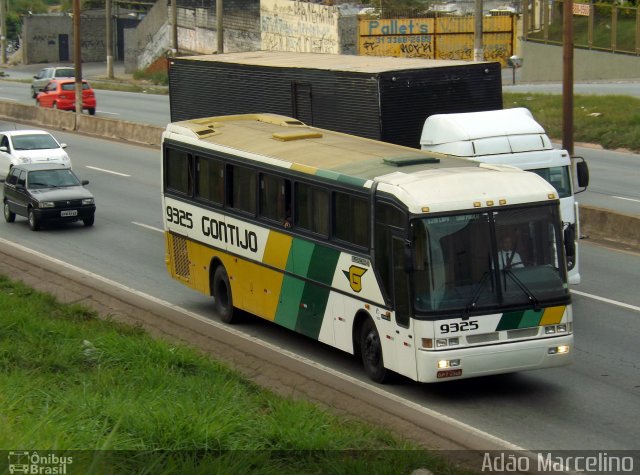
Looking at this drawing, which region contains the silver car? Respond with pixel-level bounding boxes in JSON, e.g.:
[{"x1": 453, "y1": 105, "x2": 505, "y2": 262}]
[{"x1": 31, "y1": 66, "x2": 75, "y2": 98}]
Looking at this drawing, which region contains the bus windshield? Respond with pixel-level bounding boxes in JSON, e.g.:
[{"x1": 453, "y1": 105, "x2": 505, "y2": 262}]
[{"x1": 411, "y1": 204, "x2": 568, "y2": 314}]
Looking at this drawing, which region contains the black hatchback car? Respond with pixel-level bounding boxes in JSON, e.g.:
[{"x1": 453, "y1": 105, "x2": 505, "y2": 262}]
[{"x1": 2, "y1": 163, "x2": 96, "y2": 231}]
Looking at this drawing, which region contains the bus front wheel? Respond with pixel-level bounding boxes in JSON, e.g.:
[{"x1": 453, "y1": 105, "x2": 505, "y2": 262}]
[
  {"x1": 359, "y1": 318, "x2": 388, "y2": 383},
  {"x1": 213, "y1": 265, "x2": 236, "y2": 324}
]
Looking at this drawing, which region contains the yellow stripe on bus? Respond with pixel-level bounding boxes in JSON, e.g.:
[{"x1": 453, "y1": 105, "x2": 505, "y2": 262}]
[{"x1": 539, "y1": 306, "x2": 565, "y2": 325}]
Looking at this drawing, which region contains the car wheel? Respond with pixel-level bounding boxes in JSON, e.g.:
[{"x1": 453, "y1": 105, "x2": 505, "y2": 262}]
[
  {"x1": 360, "y1": 318, "x2": 389, "y2": 383},
  {"x1": 28, "y1": 208, "x2": 40, "y2": 231},
  {"x1": 83, "y1": 215, "x2": 94, "y2": 227},
  {"x1": 212, "y1": 265, "x2": 237, "y2": 323},
  {"x1": 3, "y1": 201, "x2": 15, "y2": 223},
  {"x1": 88, "y1": 108, "x2": 96, "y2": 116}
]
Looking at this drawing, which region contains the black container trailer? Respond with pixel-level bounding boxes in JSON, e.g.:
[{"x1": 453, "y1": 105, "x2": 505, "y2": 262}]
[{"x1": 169, "y1": 51, "x2": 503, "y2": 149}]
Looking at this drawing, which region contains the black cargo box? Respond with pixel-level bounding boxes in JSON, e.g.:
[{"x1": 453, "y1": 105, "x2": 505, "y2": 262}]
[{"x1": 169, "y1": 52, "x2": 503, "y2": 149}]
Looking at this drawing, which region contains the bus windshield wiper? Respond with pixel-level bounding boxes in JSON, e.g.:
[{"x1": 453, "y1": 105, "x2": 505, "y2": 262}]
[
  {"x1": 463, "y1": 271, "x2": 491, "y2": 319},
  {"x1": 504, "y1": 269, "x2": 540, "y2": 311}
]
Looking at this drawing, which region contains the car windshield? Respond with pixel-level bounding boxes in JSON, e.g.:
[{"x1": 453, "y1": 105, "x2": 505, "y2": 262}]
[
  {"x1": 12, "y1": 134, "x2": 59, "y2": 151},
  {"x1": 28, "y1": 169, "x2": 80, "y2": 189},
  {"x1": 54, "y1": 68, "x2": 75, "y2": 78},
  {"x1": 410, "y1": 204, "x2": 568, "y2": 314}
]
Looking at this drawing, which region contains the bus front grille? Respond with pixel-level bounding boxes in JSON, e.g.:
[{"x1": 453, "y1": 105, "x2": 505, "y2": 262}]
[
  {"x1": 507, "y1": 327, "x2": 540, "y2": 339},
  {"x1": 466, "y1": 332, "x2": 500, "y2": 344},
  {"x1": 172, "y1": 235, "x2": 190, "y2": 280}
]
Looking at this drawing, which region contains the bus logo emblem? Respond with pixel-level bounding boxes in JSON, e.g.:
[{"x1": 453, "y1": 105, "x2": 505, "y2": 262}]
[{"x1": 344, "y1": 265, "x2": 367, "y2": 293}]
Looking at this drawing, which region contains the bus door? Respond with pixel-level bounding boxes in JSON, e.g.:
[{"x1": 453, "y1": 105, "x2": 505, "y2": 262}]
[{"x1": 391, "y1": 236, "x2": 418, "y2": 380}]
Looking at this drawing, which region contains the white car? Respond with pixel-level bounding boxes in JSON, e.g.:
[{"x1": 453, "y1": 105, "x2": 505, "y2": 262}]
[{"x1": 0, "y1": 130, "x2": 72, "y2": 177}]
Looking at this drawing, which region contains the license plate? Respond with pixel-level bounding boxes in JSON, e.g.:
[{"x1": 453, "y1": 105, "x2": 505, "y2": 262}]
[
  {"x1": 61, "y1": 210, "x2": 78, "y2": 217},
  {"x1": 437, "y1": 369, "x2": 463, "y2": 379}
]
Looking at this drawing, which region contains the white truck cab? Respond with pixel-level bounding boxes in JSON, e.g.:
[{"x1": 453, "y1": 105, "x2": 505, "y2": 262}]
[{"x1": 420, "y1": 108, "x2": 589, "y2": 284}]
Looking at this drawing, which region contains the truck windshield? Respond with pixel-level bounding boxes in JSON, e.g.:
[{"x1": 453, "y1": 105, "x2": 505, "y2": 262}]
[
  {"x1": 529, "y1": 166, "x2": 572, "y2": 198},
  {"x1": 410, "y1": 204, "x2": 568, "y2": 314}
]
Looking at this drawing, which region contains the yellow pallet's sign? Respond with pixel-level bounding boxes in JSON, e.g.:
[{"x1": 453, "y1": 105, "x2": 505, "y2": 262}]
[
  {"x1": 359, "y1": 16, "x2": 515, "y2": 65},
  {"x1": 363, "y1": 19, "x2": 433, "y2": 36}
]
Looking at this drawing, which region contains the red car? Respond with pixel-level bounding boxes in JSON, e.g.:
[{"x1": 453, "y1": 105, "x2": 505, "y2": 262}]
[{"x1": 36, "y1": 79, "x2": 97, "y2": 115}]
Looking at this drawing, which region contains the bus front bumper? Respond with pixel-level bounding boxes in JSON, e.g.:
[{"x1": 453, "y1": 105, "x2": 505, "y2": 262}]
[{"x1": 415, "y1": 335, "x2": 573, "y2": 383}]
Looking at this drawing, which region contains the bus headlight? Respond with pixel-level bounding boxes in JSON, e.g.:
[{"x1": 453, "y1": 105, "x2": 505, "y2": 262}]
[
  {"x1": 438, "y1": 359, "x2": 461, "y2": 368},
  {"x1": 548, "y1": 345, "x2": 570, "y2": 355}
]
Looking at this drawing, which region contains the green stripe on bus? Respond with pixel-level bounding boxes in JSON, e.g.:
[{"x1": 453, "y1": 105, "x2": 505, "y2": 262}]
[
  {"x1": 307, "y1": 245, "x2": 341, "y2": 286},
  {"x1": 497, "y1": 309, "x2": 545, "y2": 330},
  {"x1": 275, "y1": 275, "x2": 305, "y2": 330},
  {"x1": 275, "y1": 241, "x2": 340, "y2": 339},
  {"x1": 314, "y1": 170, "x2": 368, "y2": 188},
  {"x1": 496, "y1": 311, "x2": 524, "y2": 331},
  {"x1": 519, "y1": 309, "x2": 543, "y2": 328}
]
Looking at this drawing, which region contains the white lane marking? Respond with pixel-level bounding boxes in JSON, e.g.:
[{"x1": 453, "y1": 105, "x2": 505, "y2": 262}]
[
  {"x1": 572, "y1": 289, "x2": 640, "y2": 312},
  {"x1": 0, "y1": 236, "x2": 524, "y2": 453},
  {"x1": 611, "y1": 196, "x2": 640, "y2": 204},
  {"x1": 0, "y1": 97, "x2": 18, "y2": 102},
  {"x1": 132, "y1": 222, "x2": 163, "y2": 233},
  {"x1": 97, "y1": 110, "x2": 120, "y2": 116},
  {"x1": 85, "y1": 165, "x2": 130, "y2": 177}
]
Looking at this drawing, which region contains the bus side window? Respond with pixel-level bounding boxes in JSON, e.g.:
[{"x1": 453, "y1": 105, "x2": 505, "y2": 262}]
[
  {"x1": 334, "y1": 192, "x2": 369, "y2": 248},
  {"x1": 227, "y1": 164, "x2": 256, "y2": 215},
  {"x1": 196, "y1": 156, "x2": 224, "y2": 205},
  {"x1": 296, "y1": 182, "x2": 329, "y2": 237},
  {"x1": 259, "y1": 174, "x2": 291, "y2": 227},
  {"x1": 165, "y1": 147, "x2": 193, "y2": 195}
]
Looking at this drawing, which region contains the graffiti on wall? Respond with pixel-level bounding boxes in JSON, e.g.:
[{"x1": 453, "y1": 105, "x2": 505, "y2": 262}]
[
  {"x1": 359, "y1": 19, "x2": 435, "y2": 58},
  {"x1": 261, "y1": 0, "x2": 341, "y2": 54},
  {"x1": 359, "y1": 16, "x2": 514, "y2": 65}
]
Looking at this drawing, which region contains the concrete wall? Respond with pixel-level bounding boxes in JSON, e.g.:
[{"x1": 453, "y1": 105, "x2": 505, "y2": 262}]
[
  {"x1": 21, "y1": 12, "x2": 107, "y2": 65},
  {"x1": 520, "y1": 41, "x2": 640, "y2": 82},
  {"x1": 134, "y1": 0, "x2": 170, "y2": 72}
]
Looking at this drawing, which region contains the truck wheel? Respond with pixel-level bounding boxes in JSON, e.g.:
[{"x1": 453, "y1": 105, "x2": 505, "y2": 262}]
[
  {"x1": 213, "y1": 265, "x2": 236, "y2": 323},
  {"x1": 4, "y1": 201, "x2": 15, "y2": 223},
  {"x1": 359, "y1": 318, "x2": 389, "y2": 383},
  {"x1": 28, "y1": 208, "x2": 40, "y2": 231}
]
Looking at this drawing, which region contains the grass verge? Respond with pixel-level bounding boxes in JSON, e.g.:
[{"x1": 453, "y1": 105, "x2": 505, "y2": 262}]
[
  {"x1": 0, "y1": 274, "x2": 474, "y2": 474},
  {"x1": 504, "y1": 92, "x2": 640, "y2": 152}
]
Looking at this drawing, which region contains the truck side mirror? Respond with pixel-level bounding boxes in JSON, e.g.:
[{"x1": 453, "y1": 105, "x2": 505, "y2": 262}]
[{"x1": 574, "y1": 157, "x2": 589, "y2": 192}]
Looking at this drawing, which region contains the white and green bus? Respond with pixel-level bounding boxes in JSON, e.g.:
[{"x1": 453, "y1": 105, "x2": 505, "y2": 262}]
[{"x1": 162, "y1": 114, "x2": 573, "y2": 383}]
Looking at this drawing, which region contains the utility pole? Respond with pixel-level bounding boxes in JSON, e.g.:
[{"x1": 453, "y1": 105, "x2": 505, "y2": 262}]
[
  {"x1": 562, "y1": 0, "x2": 574, "y2": 156},
  {"x1": 1, "y1": 0, "x2": 7, "y2": 65},
  {"x1": 106, "y1": 0, "x2": 113, "y2": 78},
  {"x1": 74, "y1": 0, "x2": 83, "y2": 120},
  {"x1": 474, "y1": 0, "x2": 483, "y2": 61},
  {"x1": 217, "y1": 0, "x2": 223, "y2": 53},
  {"x1": 171, "y1": 0, "x2": 177, "y2": 55}
]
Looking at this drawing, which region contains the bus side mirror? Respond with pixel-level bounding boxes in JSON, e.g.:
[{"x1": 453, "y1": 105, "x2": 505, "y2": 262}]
[{"x1": 574, "y1": 157, "x2": 589, "y2": 192}]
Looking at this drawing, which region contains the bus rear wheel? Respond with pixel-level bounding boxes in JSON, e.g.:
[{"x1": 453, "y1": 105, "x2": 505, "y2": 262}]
[
  {"x1": 359, "y1": 318, "x2": 388, "y2": 383},
  {"x1": 213, "y1": 265, "x2": 236, "y2": 323}
]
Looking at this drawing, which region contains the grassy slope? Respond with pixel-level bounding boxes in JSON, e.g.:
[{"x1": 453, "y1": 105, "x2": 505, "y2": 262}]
[{"x1": 0, "y1": 275, "x2": 474, "y2": 474}]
